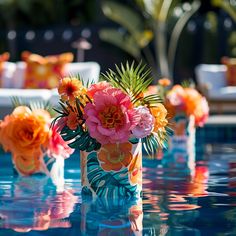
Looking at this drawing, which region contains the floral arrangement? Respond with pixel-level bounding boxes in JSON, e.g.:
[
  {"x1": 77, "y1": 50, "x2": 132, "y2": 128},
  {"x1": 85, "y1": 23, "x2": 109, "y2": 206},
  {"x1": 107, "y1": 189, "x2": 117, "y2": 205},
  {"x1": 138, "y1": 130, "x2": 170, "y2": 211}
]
[
  {"x1": 53, "y1": 62, "x2": 169, "y2": 155},
  {"x1": 149, "y1": 79, "x2": 209, "y2": 127},
  {"x1": 0, "y1": 103, "x2": 74, "y2": 176}
]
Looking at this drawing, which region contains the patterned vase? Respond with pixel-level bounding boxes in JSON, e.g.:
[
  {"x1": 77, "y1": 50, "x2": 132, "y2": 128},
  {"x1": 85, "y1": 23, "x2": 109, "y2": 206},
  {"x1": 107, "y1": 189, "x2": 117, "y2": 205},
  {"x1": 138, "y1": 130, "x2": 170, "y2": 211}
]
[
  {"x1": 162, "y1": 114, "x2": 196, "y2": 176},
  {"x1": 80, "y1": 141, "x2": 142, "y2": 199},
  {"x1": 12, "y1": 155, "x2": 65, "y2": 188}
]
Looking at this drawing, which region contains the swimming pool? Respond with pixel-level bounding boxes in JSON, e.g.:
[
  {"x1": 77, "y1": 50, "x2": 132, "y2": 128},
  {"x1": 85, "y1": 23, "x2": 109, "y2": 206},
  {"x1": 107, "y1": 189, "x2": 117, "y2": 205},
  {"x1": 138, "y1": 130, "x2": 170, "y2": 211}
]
[{"x1": 0, "y1": 143, "x2": 235, "y2": 235}]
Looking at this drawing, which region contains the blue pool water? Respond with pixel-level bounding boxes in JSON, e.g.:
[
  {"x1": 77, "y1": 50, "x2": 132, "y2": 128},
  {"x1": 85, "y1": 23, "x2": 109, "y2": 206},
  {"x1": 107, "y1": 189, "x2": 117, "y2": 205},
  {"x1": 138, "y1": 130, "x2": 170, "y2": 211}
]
[{"x1": 0, "y1": 145, "x2": 236, "y2": 236}]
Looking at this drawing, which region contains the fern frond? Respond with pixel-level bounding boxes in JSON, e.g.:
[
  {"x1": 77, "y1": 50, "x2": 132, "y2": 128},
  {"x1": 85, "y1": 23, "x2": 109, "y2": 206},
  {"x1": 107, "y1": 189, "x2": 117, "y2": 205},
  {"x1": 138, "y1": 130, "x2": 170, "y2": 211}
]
[
  {"x1": 181, "y1": 79, "x2": 195, "y2": 88},
  {"x1": 142, "y1": 125, "x2": 172, "y2": 158},
  {"x1": 11, "y1": 96, "x2": 52, "y2": 114},
  {"x1": 102, "y1": 61, "x2": 154, "y2": 106},
  {"x1": 29, "y1": 100, "x2": 51, "y2": 112},
  {"x1": 11, "y1": 97, "x2": 27, "y2": 108},
  {"x1": 133, "y1": 94, "x2": 162, "y2": 106}
]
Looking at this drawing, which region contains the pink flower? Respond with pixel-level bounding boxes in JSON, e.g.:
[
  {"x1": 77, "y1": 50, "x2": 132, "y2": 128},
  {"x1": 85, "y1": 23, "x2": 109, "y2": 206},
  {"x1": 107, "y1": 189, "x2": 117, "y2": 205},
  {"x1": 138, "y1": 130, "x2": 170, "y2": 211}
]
[
  {"x1": 84, "y1": 87, "x2": 139, "y2": 144},
  {"x1": 87, "y1": 81, "x2": 112, "y2": 98},
  {"x1": 132, "y1": 106, "x2": 154, "y2": 138},
  {"x1": 166, "y1": 85, "x2": 186, "y2": 111},
  {"x1": 47, "y1": 123, "x2": 74, "y2": 159}
]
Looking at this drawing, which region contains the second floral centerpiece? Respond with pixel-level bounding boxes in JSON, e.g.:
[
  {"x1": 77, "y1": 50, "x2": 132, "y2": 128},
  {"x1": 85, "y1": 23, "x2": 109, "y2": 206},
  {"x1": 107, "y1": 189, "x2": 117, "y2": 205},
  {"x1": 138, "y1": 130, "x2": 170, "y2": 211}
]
[
  {"x1": 151, "y1": 79, "x2": 209, "y2": 174},
  {"x1": 53, "y1": 62, "x2": 169, "y2": 199}
]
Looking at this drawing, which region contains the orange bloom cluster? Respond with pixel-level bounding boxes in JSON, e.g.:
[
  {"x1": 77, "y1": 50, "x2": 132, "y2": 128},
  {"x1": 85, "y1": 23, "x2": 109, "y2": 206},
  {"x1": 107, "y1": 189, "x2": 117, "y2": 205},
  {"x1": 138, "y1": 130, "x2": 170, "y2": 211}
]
[
  {"x1": 58, "y1": 77, "x2": 87, "y2": 104},
  {"x1": 0, "y1": 106, "x2": 73, "y2": 175},
  {"x1": 57, "y1": 77, "x2": 87, "y2": 131},
  {"x1": 166, "y1": 85, "x2": 209, "y2": 127},
  {"x1": 149, "y1": 104, "x2": 168, "y2": 133},
  {"x1": 0, "y1": 106, "x2": 50, "y2": 175}
]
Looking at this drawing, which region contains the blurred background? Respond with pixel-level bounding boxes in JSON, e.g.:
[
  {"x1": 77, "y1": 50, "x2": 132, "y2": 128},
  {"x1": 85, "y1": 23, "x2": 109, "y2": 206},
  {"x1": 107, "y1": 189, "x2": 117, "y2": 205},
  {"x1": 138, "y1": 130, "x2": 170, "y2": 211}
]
[{"x1": 0, "y1": 0, "x2": 235, "y2": 84}]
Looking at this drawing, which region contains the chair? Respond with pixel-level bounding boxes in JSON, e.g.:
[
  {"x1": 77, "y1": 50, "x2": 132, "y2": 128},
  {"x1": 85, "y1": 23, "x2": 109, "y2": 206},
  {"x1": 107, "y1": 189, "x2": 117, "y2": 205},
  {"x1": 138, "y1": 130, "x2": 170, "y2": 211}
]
[
  {"x1": 0, "y1": 61, "x2": 100, "y2": 119},
  {"x1": 195, "y1": 64, "x2": 236, "y2": 114}
]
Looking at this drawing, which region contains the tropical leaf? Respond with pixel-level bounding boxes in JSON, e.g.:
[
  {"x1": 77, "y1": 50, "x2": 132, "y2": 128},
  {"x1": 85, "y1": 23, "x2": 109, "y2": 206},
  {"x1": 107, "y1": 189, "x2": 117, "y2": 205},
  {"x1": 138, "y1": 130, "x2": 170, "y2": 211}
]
[
  {"x1": 86, "y1": 152, "x2": 138, "y2": 198},
  {"x1": 11, "y1": 96, "x2": 52, "y2": 113},
  {"x1": 101, "y1": 0, "x2": 145, "y2": 37},
  {"x1": 99, "y1": 28, "x2": 141, "y2": 58},
  {"x1": 102, "y1": 61, "x2": 154, "y2": 107},
  {"x1": 142, "y1": 125, "x2": 172, "y2": 158},
  {"x1": 181, "y1": 79, "x2": 195, "y2": 88},
  {"x1": 11, "y1": 96, "x2": 27, "y2": 108},
  {"x1": 138, "y1": 94, "x2": 162, "y2": 107},
  {"x1": 60, "y1": 125, "x2": 101, "y2": 152}
]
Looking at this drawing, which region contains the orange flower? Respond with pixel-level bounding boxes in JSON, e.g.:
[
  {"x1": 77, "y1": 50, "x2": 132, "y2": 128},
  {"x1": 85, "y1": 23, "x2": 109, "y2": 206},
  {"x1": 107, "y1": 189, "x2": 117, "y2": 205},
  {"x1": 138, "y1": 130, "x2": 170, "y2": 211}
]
[
  {"x1": 58, "y1": 77, "x2": 86, "y2": 103},
  {"x1": 184, "y1": 88, "x2": 209, "y2": 126},
  {"x1": 166, "y1": 85, "x2": 209, "y2": 126},
  {"x1": 67, "y1": 109, "x2": 82, "y2": 130},
  {"x1": 149, "y1": 104, "x2": 168, "y2": 132},
  {"x1": 158, "y1": 78, "x2": 171, "y2": 87},
  {"x1": 98, "y1": 142, "x2": 133, "y2": 171},
  {"x1": 0, "y1": 106, "x2": 50, "y2": 157},
  {"x1": 128, "y1": 152, "x2": 142, "y2": 185}
]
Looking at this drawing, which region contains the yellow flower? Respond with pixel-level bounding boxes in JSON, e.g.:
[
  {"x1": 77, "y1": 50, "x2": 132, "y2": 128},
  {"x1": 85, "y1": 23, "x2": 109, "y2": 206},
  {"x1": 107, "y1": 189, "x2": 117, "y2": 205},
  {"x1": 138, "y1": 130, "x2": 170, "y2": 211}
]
[
  {"x1": 149, "y1": 104, "x2": 168, "y2": 132},
  {"x1": 58, "y1": 77, "x2": 87, "y2": 103}
]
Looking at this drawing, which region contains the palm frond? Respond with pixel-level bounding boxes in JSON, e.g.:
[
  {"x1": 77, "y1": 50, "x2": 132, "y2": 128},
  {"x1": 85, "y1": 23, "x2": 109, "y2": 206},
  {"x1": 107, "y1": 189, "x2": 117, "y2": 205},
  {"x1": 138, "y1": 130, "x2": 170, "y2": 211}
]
[
  {"x1": 181, "y1": 79, "x2": 195, "y2": 88},
  {"x1": 11, "y1": 97, "x2": 27, "y2": 108},
  {"x1": 134, "y1": 94, "x2": 162, "y2": 107},
  {"x1": 29, "y1": 100, "x2": 51, "y2": 112},
  {"x1": 11, "y1": 96, "x2": 52, "y2": 113},
  {"x1": 142, "y1": 125, "x2": 172, "y2": 158},
  {"x1": 102, "y1": 61, "x2": 154, "y2": 106}
]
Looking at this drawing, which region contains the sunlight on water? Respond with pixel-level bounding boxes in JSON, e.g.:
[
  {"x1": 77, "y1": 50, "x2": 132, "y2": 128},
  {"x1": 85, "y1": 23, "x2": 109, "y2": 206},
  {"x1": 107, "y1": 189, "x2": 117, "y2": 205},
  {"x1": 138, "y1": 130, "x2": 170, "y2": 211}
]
[{"x1": 0, "y1": 152, "x2": 235, "y2": 235}]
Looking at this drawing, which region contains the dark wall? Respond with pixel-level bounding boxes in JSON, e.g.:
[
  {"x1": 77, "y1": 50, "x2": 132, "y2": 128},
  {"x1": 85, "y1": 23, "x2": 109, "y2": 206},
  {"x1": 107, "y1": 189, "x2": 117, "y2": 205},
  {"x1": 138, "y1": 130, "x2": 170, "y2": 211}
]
[{"x1": 0, "y1": 0, "x2": 235, "y2": 82}]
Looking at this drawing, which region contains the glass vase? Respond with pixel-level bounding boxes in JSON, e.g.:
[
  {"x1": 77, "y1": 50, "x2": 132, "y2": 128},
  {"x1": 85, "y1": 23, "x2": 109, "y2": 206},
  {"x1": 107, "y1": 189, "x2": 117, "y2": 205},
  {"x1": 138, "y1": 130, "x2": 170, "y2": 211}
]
[
  {"x1": 80, "y1": 141, "x2": 142, "y2": 199},
  {"x1": 162, "y1": 114, "x2": 196, "y2": 176},
  {"x1": 12, "y1": 155, "x2": 64, "y2": 188}
]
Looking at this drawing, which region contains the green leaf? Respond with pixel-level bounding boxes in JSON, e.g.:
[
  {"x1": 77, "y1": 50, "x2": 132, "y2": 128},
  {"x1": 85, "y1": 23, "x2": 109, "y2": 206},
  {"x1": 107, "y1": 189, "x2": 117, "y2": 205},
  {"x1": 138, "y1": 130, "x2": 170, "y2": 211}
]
[
  {"x1": 102, "y1": 61, "x2": 154, "y2": 106},
  {"x1": 86, "y1": 151, "x2": 138, "y2": 198},
  {"x1": 11, "y1": 97, "x2": 52, "y2": 114},
  {"x1": 99, "y1": 28, "x2": 141, "y2": 58},
  {"x1": 101, "y1": 0, "x2": 144, "y2": 36},
  {"x1": 60, "y1": 125, "x2": 101, "y2": 152}
]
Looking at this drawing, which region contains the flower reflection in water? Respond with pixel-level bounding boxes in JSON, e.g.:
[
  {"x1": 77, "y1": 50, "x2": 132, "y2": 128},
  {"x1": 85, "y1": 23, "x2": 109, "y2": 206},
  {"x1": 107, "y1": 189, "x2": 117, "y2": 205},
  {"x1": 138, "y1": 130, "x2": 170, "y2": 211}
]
[
  {"x1": 142, "y1": 161, "x2": 209, "y2": 235},
  {"x1": 80, "y1": 197, "x2": 143, "y2": 236},
  {"x1": 0, "y1": 176, "x2": 78, "y2": 232}
]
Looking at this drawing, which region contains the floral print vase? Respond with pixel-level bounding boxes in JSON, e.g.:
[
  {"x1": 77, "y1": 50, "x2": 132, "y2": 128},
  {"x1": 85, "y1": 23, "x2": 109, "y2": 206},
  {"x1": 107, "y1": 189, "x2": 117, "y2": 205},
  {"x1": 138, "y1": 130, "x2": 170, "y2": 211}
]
[
  {"x1": 162, "y1": 114, "x2": 196, "y2": 176},
  {"x1": 80, "y1": 141, "x2": 142, "y2": 199},
  {"x1": 12, "y1": 155, "x2": 65, "y2": 188}
]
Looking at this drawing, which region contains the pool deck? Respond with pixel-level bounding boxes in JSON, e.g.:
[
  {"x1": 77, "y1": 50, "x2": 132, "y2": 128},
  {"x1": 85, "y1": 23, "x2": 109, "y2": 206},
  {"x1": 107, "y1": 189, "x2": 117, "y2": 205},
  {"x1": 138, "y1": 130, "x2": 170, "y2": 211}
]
[
  {"x1": 196, "y1": 114, "x2": 236, "y2": 146},
  {"x1": 206, "y1": 114, "x2": 236, "y2": 126}
]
